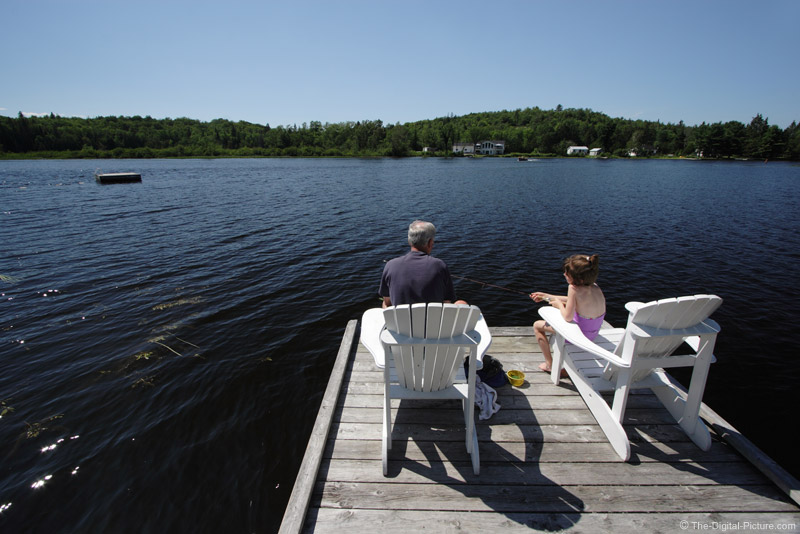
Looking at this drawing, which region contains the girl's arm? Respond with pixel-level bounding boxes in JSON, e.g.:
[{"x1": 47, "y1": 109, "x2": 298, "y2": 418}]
[
  {"x1": 550, "y1": 285, "x2": 576, "y2": 321},
  {"x1": 530, "y1": 292, "x2": 568, "y2": 303}
]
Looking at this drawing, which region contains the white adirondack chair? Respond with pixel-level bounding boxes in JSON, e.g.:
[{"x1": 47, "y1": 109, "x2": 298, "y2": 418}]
[
  {"x1": 539, "y1": 294, "x2": 722, "y2": 461},
  {"x1": 378, "y1": 303, "x2": 483, "y2": 476},
  {"x1": 360, "y1": 306, "x2": 492, "y2": 370}
]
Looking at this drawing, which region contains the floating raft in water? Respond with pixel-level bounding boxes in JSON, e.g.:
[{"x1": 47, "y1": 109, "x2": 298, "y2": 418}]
[{"x1": 95, "y1": 172, "x2": 142, "y2": 184}]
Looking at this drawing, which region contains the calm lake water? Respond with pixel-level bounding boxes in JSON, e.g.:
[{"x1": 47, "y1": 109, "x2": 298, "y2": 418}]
[{"x1": 1, "y1": 157, "x2": 799, "y2": 532}]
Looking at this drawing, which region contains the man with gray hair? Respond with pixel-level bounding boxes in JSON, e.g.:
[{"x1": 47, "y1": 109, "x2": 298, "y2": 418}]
[{"x1": 379, "y1": 220, "x2": 459, "y2": 308}]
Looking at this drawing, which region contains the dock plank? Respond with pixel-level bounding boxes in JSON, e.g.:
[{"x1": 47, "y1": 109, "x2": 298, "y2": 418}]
[
  {"x1": 313, "y1": 481, "x2": 796, "y2": 513},
  {"x1": 321, "y1": 459, "x2": 771, "y2": 486},
  {"x1": 324, "y1": 438, "x2": 746, "y2": 464},
  {"x1": 281, "y1": 322, "x2": 800, "y2": 533},
  {"x1": 307, "y1": 510, "x2": 800, "y2": 534}
]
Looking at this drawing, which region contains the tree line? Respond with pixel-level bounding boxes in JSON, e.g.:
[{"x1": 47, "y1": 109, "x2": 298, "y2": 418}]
[{"x1": 1, "y1": 107, "x2": 797, "y2": 159}]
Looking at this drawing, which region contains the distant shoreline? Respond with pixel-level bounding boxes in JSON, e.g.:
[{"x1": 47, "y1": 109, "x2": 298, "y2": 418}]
[
  {"x1": 0, "y1": 153, "x2": 784, "y2": 162},
  {"x1": 3, "y1": 109, "x2": 796, "y2": 161}
]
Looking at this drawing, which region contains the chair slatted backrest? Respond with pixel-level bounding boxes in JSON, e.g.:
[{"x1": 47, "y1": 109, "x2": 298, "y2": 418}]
[
  {"x1": 613, "y1": 294, "x2": 722, "y2": 364},
  {"x1": 383, "y1": 303, "x2": 480, "y2": 393}
]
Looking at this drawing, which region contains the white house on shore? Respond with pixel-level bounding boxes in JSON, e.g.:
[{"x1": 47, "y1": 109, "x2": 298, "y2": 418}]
[
  {"x1": 475, "y1": 140, "x2": 505, "y2": 155},
  {"x1": 453, "y1": 140, "x2": 505, "y2": 155},
  {"x1": 567, "y1": 146, "x2": 589, "y2": 156}
]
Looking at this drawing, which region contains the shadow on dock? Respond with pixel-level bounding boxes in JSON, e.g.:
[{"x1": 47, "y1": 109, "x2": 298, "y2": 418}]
[
  {"x1": 282, "y1": 323, "x2": 800, "y2": 534},
  {"x1": 377, "y1": 386, "x2": 586, "y2": 531}
]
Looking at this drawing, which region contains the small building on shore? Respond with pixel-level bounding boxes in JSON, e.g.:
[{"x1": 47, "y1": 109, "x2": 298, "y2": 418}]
[
  {"x1": 452, "y1": 142, "x2": 475, "y2": 155},
  {"x1": 567, "y1": 146, "x2": 589, "y2": 156},
  {"x1": 589, "y1": 147, "x2": 602, "y2": 157}
]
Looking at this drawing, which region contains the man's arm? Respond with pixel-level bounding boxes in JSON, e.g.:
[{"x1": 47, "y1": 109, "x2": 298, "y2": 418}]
[{"x1": 382, "y1": 296, "x2": 392, "y2": 308}]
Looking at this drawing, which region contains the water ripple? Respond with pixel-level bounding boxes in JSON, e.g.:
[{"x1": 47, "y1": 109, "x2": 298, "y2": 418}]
[{"x1": 1, "y1": 158, "x2": 799, "y2": 533}]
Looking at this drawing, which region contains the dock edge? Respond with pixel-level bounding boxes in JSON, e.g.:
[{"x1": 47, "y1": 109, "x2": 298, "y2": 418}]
[
  {"x1": 278, "y1": 319, "x2": 358, "y2": 534},
  {"x1": 667, "y1": 374, "x2": 800, "y2": 506},
  {"x1": 699, "y1": 401, "x2": 800, "y2": 506}
]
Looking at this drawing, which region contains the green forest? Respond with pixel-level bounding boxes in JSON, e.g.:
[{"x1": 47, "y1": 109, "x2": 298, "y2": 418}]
[{"x1": 1, "y1": 107, "x2": 798, "y2": 160}]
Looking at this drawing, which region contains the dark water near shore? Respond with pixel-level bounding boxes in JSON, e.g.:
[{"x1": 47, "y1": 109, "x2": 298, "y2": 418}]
[{"x1": 1, "y1": 157, "x2": 799, "y2": 532}]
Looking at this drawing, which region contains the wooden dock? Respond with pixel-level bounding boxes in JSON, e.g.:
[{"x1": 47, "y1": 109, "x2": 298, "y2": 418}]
[{"x1": 281, "y1": 322, "x2": 800, "y2": 533}]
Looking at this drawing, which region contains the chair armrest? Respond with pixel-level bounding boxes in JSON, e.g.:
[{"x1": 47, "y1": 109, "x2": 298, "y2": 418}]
[
  {"x1": 538, "y1": 307, "x2": 629, "y2": 368},
  {"x1": 627, "y1": 318, "x2": 721, "y2": 340},
  {"x1": 361, "y1": 308, "x2": 387, "y2": 368}
]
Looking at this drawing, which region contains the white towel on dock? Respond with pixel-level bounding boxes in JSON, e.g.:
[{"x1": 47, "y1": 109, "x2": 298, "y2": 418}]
[{"x1": 475, "y1": 376, "x2": 500, "y2": 420}]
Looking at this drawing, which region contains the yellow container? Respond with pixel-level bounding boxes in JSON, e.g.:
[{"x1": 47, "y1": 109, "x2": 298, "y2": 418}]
[{"x1": 507, "y1": 369, "x2": 525, "y2": 386}]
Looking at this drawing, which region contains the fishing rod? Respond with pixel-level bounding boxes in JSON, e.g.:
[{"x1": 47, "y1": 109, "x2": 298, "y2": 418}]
[{"x1": 381, "y1": 259, "x2": 532, "y2": 298}]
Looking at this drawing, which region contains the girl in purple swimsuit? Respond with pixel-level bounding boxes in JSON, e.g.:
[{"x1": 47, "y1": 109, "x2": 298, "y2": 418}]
[{"x1": 530, "y1": 254, "x2": 606, "y2": 374}]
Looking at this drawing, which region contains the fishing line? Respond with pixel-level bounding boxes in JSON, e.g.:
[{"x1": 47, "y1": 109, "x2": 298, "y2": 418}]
[
  {"x1": 381, "y1": 259, "x2": 531, "y2": 298},
  {"x1": 451, "y1": 275, "x2": 530, "y2": 296}
]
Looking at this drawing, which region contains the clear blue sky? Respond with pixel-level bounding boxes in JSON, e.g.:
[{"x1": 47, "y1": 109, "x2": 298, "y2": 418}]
[{"x1": 3, "y1": 0, "x2": 798, "y2": 128}]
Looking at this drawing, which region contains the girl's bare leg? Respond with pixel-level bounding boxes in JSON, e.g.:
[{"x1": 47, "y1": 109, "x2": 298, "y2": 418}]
[{"x1": 534, "y1": 320, "x2": 554, "y2": 371}]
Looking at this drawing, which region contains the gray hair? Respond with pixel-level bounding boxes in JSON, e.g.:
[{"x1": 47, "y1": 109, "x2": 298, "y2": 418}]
[{"x1": 408, "y1": 220, "x2": 436, "y2": 248}]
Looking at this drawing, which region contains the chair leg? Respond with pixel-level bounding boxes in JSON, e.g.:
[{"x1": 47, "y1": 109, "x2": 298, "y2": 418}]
[
  {"x1": 463, "y1": 398, "x2": 475, "y2": 455},
  {"x1": 382, "y1": 427, "x2": 389, "y2": 476},
  {"x1": 383, "y1": 384, "x2": 391, "y2": 476},
  {"x1": 651, "y1": 334, "x2": 716, "y2": 452},
  {"x1": 461, "y1": 397, "x2": 479, "y2": 475},
  {"x1": 682, "y1": 340, "x2": 714, "y2": 449},
  {"x1": 470, "y1": 428, "x2": 480, "y2": 475},
  {"x1": 652, "y1": 381, "x2": 712, "y2": 451},
  {"x1": 571, "y1": 363, "x2": 632, "y2": 461},
  {"x1": 551, "y1": 334, "x2": 566, "y2": 385},
  {"x1": 652, "y1": 370, "x2": 713, "y2": 451}
]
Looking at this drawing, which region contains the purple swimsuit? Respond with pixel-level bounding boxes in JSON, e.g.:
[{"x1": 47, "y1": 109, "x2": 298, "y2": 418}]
[{"x1": 573, "y1": 311, "x2": 605, "y2": 340}]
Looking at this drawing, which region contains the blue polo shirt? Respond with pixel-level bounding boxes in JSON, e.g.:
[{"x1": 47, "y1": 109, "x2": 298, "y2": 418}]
[{"x1": 379, "y1": 251, "x2": 456, "y2": 306}]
